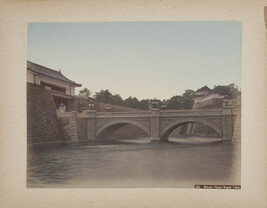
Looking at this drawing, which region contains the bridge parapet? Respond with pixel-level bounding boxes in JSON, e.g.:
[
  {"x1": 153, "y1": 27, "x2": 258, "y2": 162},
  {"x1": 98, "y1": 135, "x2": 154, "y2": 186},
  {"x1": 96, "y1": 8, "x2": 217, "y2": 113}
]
[
  {"x1": 96, "y1": 111, "x2": 151, "y2": 118},
  {"x1": 159, "y1": 109, "x2": 223, "y2": 117}
]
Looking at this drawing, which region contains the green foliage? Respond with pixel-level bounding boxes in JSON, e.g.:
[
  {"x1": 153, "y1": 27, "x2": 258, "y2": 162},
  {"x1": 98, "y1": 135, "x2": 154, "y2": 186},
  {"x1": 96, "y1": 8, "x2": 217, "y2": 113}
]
[
  {"x1": 79, "y1": 87, "x2": 91, "y2": 97},
  {"x1": 87, "y1": 83, "x2": 240, "y2": 110},
  {"x1": 166, "y1": 95, "x2": 183, "y2": 109},
  {"x1": 92, "y1": 89, "x2": 151, "y2": 110},
  {"x1": 165, "y1": 89, "x2": 196, "y2": 110},
  {"x1": 213, "y1": 83, "x2": 240, "y2": 97},
  {"x1": 138, "y1": 99, "x2": 150, "y2": 110},
  {"x1": 92, "y1": 89, "x2": 195, "y2": 110},
  {"x1": 112, "y1": 94, "x2": 124, "y2": 106},
  {"x1": 94, "y1": 89, "x2": 113, "y2": 103},
  {"x1": 124, "y1": 96, "x2": 140, "y2": 108}
]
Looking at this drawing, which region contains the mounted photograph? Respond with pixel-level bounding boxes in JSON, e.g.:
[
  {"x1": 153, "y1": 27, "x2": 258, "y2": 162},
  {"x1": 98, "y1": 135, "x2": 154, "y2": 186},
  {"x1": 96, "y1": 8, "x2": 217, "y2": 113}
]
[{"x1": 27, "y1": 21, "x2": 241, "y2": 188}]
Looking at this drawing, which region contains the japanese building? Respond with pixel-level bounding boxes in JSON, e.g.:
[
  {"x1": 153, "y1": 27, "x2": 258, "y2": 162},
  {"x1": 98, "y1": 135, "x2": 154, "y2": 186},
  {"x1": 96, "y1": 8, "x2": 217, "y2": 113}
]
[
  {"x1": 193, "y1": 86, "x2": 225, "y2": 109},
  {"x1": 27, "y1": 61, "x2": 82, "y2": 111}
]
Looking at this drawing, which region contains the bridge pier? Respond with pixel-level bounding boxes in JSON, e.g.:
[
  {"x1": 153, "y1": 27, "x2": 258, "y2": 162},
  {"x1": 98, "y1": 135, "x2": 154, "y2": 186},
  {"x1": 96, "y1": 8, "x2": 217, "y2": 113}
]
[
  {"x1": 86, "y1": 110, "x2": 96, "y2": 141},
  {"x1": 150, "y1": 138, "x2": 160, "y2": 142},
  {"x1": 222, "y1": 107, "x2": 233, "y2": 142},
  {"x1": 150, "y1": 109, "x2": 160, "y2": 142}
]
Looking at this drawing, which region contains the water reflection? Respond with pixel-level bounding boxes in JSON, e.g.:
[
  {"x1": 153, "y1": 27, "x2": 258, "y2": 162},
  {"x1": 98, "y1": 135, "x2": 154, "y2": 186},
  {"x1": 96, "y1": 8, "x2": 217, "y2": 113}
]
[{"x1": 27, "y1": 137, "x2": 241, "y2": 188}]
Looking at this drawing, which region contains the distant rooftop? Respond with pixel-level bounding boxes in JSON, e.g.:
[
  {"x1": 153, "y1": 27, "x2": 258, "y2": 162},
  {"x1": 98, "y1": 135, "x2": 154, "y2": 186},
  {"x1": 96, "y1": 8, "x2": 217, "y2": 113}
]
[
  {"x1": 27, "y1": 61, "x2": 82, "y2": 87},
  {"x1": 196, "y1": 86, "x2": 212, "y2": 93}
]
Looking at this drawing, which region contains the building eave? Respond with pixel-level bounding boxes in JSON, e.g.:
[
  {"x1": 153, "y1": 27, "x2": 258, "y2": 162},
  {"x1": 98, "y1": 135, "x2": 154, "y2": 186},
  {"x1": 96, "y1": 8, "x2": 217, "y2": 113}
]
[
  {"x1": 27, "y1": 61, "x2": 82, "y2": 87},
  {"x1": 27, "y1": 67, "x2": 82, "y2": 87}
]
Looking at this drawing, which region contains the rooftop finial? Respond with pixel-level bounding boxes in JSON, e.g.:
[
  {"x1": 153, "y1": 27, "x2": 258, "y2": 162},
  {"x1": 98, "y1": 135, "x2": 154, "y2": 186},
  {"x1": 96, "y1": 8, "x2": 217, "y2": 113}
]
[{"x1": 59, "y1": 69, "x2": 61, "y2": 73}]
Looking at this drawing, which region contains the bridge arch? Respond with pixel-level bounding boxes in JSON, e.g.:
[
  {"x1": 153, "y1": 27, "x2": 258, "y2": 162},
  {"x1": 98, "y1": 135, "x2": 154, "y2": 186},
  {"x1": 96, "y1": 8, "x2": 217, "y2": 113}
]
[
  {"x1": 96, "y1": 119, "x2": 150, "y2": 140},
  {"x1": 160, "y1": 118, "x2": 222, "y2": 140}
]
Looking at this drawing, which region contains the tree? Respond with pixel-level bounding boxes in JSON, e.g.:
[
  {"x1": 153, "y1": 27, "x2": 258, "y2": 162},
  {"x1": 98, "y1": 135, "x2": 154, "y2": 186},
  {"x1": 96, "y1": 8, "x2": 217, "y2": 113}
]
[
  {"x1": 181, "y1": 89, "x2": 196, "y2": 109},
  {"x1": 79, "y1": 87, "x2": 91, "y2": 97},
  {"x1": 94, "y1": 89, "x2": 113, "y2": 103},
  {"x1": 112, "y1": 94, "x2": 124, "y2": 106},
  {"x1": 213, "y1": 84, "x2": 240, "y2": 97},
  {"x1": 182, "y1": 89, "x2": 195, "y2": 98},
  {"x1": 166, "y1": 95, "x2": 183, "y2": 109},
  {"x1": 165, "y1": 89, "x2": 195, "y2": 110},
  {"x1": 138, "y1": 99, "x2": 150, "y2": 110},
  {"x1": 124, "y1": 96, "x2": 139, "y2": 108}
]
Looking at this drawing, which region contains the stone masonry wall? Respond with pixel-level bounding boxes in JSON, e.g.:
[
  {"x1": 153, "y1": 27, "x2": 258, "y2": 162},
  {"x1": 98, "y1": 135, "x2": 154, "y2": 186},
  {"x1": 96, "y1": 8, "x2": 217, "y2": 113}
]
[
  {"x1": 57, "y1": 117, "x2": 78, "y2": 142},
  {"x1": 27, "y1": 83, "x2": 66, "y2": 144},
  {"x1": 57, "y1": 116, "x2": 88, "y2": 142},
  {"x1": 76, "y1": 118, "x2": 88, "y2": 141}
]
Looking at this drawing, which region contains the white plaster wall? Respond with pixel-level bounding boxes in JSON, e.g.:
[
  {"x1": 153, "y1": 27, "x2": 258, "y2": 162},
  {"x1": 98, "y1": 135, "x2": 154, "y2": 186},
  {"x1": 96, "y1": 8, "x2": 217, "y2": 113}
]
[
  {"x1": 27, "y1": 70, "x2": 35, "y2": 83},
  {"x1": 34, "y1": 74, "x2": 76, "y2": 96},
  {"x1": 196, "y1": 90, "x2": 210, "y2": 96},
  {"x1": 71, "y1": 85, "x2": 75, "y2": 95},
  {"x1": 195, "y1": 93, "x2": 224, "y2": 103}
]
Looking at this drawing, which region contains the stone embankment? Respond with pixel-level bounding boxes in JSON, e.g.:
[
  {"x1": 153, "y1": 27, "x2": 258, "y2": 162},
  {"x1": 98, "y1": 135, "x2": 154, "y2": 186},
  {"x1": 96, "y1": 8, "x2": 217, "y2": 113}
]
[{"x1": 27, "y1": 83, "x2": 65, "y2": 144}]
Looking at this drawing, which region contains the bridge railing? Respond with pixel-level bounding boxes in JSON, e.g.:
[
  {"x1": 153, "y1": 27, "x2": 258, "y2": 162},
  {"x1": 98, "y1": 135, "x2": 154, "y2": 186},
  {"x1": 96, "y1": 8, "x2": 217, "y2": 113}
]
[
  {"x1": 96, "y1": 111, "x2": 152, "y2": 117},
  {"x1": 159, "y1": 108, "x2": 223, "y2": 112},
  {"x1": 96, "y1": 108, "x2": 225, "y2": 117},
  {"x1": 160, "y1": 108, "x2": 224, "y2": 116},
  {"x1": 56, "y1": 108, "x2": 228, "y2": 118}
]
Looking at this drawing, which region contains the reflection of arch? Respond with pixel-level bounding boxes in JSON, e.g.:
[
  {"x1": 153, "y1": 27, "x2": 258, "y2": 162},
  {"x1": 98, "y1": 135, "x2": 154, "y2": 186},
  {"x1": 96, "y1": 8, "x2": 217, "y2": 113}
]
[
  {"x1": 96, "y1": 119, "x2": 150, "y2": 139},
  {"x1": 160, "y1": 118, "x2": 222, "y2": 140}
]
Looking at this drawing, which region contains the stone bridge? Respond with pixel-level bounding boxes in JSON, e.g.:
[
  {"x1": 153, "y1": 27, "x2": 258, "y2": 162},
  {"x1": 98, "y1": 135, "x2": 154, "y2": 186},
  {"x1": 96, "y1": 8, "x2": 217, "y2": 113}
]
[
  {"x1": 57, "y1": 107, "x2": 235, "y2": 142},
  {"x1": 57, "y1": 107, "x2": 234, "y2": 142}
]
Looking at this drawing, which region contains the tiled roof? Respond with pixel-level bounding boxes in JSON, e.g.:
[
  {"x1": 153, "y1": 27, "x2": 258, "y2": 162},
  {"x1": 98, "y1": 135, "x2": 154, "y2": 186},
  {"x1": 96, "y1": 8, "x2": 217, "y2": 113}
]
[
  {"x1": 27, "y1": 61, "x2": 82, "y2": 87},
  {"x1": 196, "y1": 85, "x2": 212, "y2": 92}
]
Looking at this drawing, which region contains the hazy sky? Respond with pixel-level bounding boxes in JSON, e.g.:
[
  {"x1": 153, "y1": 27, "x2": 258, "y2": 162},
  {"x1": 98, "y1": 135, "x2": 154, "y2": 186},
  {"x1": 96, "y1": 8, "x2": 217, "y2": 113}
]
[{"x1": 27, "y1": 22, "x2": 241, "y2": 100}]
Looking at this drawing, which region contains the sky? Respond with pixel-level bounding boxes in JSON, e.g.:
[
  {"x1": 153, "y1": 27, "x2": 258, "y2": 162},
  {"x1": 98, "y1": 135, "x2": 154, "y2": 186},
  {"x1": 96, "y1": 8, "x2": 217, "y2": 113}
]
[{"x1": 27, "y1": 22, "x2": 242, "y2": 100}]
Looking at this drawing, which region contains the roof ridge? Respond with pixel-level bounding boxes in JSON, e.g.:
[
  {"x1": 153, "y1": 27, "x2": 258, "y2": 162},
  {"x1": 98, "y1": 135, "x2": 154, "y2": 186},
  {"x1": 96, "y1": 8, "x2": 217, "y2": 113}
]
[
  {"x1": 27, "y1": 60, "x2": 82, "y2": 86},
  {"x1": 58, "y1": 71, "x2": 77, "y2": 84},
  {"x1": 27, "y1": 60, "x2": 61, "y2": 74},
  {"x1": 27, "y1": 60, "x2": 55, "y2": 72}
]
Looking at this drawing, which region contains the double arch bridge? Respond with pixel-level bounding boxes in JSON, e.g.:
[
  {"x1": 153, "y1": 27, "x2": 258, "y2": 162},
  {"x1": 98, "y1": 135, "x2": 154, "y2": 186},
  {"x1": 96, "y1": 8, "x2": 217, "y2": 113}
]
[{"x1": 57, "y1": 107, "x2": 234, "y2": 142}]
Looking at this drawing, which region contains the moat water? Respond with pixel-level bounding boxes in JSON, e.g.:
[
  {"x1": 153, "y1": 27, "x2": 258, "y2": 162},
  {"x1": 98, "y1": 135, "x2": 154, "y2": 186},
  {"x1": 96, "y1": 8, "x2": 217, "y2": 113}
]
[{"x1": 27, "y1": 137, "x2": 241, "y2": 188}]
